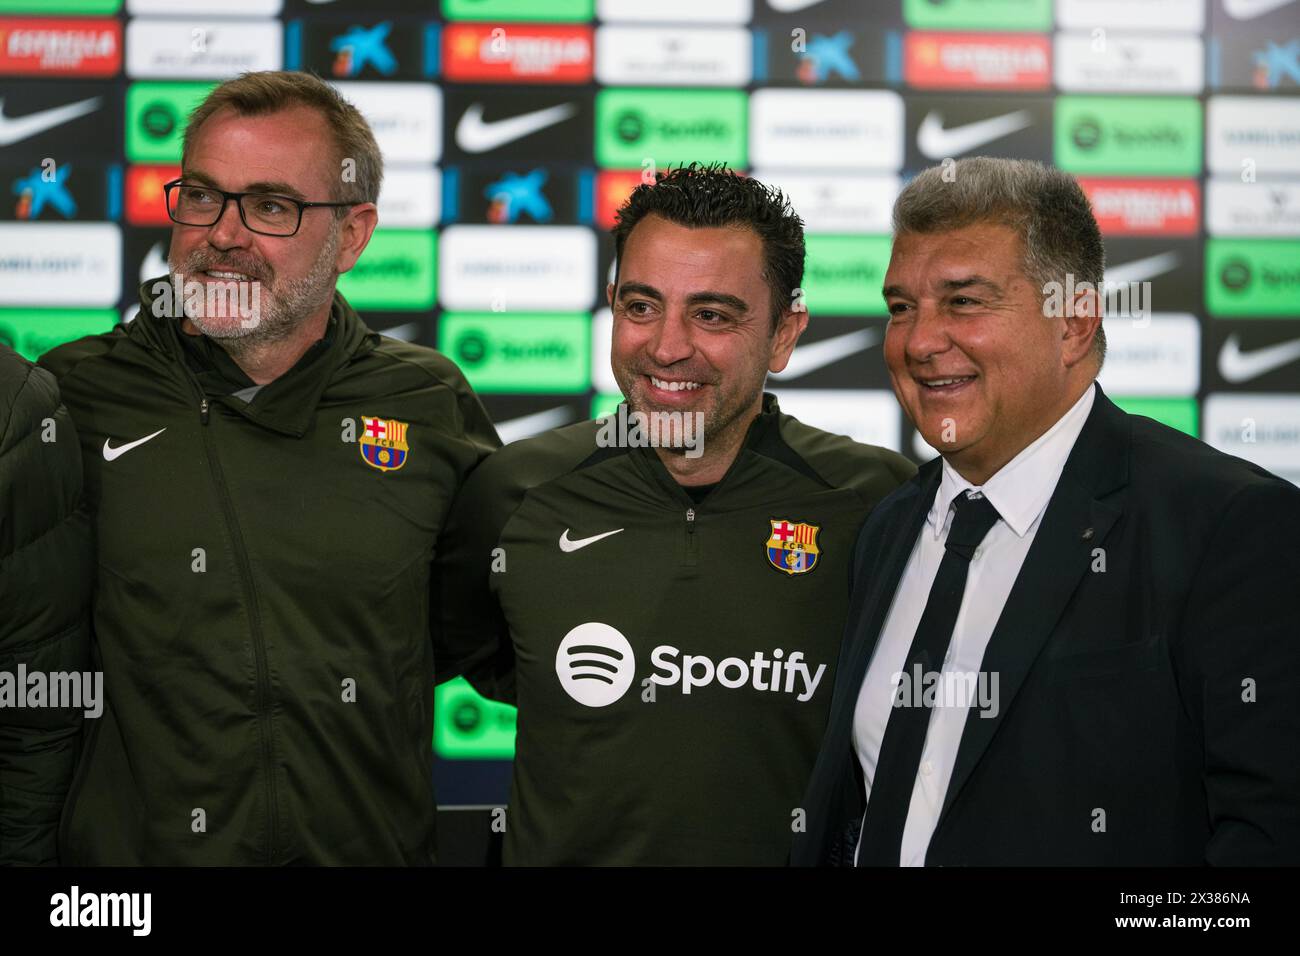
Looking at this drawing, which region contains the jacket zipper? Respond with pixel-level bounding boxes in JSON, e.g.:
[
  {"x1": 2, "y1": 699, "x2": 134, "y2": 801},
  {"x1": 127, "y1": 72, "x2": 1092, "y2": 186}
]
[
  {"x1": 684, "y1": 507, "x2": 699, "y2": 566},
  {"x1": 195, "y1": 392, "x2": 280, "y2": 864}
]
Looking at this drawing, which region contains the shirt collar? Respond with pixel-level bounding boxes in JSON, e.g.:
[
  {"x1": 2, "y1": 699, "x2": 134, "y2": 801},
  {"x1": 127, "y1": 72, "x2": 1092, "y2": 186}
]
[{"x1": 927, "y1": 383, "x2": 1097, "y2": 540}]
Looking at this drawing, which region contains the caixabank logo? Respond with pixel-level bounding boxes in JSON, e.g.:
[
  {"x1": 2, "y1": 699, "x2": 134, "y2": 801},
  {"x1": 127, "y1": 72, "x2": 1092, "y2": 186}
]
[
  {"x1": 2, "y1": 158, "x2": 116, "y2": 221},
  {"x1": 293, "y1": 17, "x2": 429, "y2": 81}
]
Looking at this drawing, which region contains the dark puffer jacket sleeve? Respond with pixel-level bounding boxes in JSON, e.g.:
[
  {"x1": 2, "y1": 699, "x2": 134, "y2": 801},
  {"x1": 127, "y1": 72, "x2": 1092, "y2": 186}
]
[{"x1": 0, "y1": 344, "x2": 93, "y2": 866}]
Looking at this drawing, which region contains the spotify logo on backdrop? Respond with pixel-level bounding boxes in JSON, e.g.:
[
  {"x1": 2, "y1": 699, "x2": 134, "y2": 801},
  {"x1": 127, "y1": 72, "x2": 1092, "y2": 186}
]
[{"x1": 555, "y1": 623, "x2": 636, "y2": 708}]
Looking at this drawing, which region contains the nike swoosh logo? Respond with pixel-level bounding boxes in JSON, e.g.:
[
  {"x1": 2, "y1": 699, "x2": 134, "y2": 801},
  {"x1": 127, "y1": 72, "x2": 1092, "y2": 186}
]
[
  {"x1": 1224, "y1": 0, "x2": 1295, "y2": 19},
  {"x1": 495, "y1": 405, "x2": 576, "y2": 444},
  {"x1": 559, "y1": 528, "x2": 624, "y2": 553},
  {"x1": 0, "y1": 95, "x2": 102, "y2": 147},
  {"x1": 917, "y1": 110, "x2": 1033, "y2": 160},
  {"x1": 770, "y1": 328, "x2": 882, "y2": 381},
  {"x1": 766, "y1": 0, "x2": 828, "y2": 9},
  {"x1": 103, "y1": 428, "x2": 166, "y2": 462},
  {"x1": 1219, "y1": 334, "x2": 1300, "y2": 383},
  {"x1": 455, "y1": 102, "x2": 577, "y2": 154},
  {"x1": 1104, "y1": 251, "x2": 1180, "y2": 286}
]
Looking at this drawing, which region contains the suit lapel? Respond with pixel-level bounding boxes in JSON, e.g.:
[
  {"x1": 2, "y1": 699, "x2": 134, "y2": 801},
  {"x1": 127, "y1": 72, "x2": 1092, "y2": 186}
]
[{"x1": 934, "y1": 385, "x2": 1131, "y2": 835}]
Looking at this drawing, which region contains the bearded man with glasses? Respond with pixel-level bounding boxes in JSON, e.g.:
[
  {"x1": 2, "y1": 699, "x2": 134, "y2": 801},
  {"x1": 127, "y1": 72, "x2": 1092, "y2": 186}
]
[{"x1": 38, "y1": 71, "x2": 500, "y2": 865}]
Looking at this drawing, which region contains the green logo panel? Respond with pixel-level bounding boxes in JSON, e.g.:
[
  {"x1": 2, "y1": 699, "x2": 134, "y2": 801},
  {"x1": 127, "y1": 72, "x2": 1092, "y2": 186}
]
[
  {"x1": 440, "y1": 313, "x2": 591, "y2": 393},
  {"x1": 903, "y1": 0, "x2": 1051, "y2": 30},
  {"x1": 1205, "y1": 240, "x2": 1300, "y2": 317},
  {"x1": 127, "y1": 83, "x2": 217, "y2": 164},
  {"x1": 0, "y1": 0, "x2": 120, "y2": 10},
  {"x1": 803, "y1": 236, "x2": 893, "y2": 316},
  {"x1": 337, "y1": 230, "x2": 436, "y2": 310},
  {"x1": 442, "y1": 0, "x2": 592, "y2": 21},
  {"x1": 434, "y1": 677, "x2": 516, "y2": 760},
  {"x1": 1111, "y1": 397, "x2": 1198, "y2": 437},
  {"x1": 1055, "y1": 97, "x2": 1202, "y2": 176},
  {"x1": 596, "y1": 89, "x2": 747, "y2": 170},
  {"x1": 0, "y1": 309, "x2": 117, "y2": 361},
  {"x1": 591, "y1": 393, "x2": 623, "y2": 420}
]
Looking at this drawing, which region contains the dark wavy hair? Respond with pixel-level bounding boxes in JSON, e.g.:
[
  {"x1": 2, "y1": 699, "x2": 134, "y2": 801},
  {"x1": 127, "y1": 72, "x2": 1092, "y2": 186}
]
[{"x1": 611, "y1": 163, "x2": 806, "y2": 330}]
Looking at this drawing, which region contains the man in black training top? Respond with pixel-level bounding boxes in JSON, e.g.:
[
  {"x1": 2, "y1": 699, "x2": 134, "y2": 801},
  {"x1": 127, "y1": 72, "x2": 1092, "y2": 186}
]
[
  {"x1": 437, "y1": 164, "x2": 916, "y2": 865},
  {"x1": 39, "y1": 71, "x2": 498, "y2": 865}
]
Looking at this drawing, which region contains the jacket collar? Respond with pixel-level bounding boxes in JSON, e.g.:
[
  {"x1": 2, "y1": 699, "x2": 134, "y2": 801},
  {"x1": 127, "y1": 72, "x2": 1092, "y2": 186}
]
[
  {"x1": 933, "y1": 382, "x2": 1131, "y2": 837},
  {"x1": 129, "y1": 275, "x2": 377, "y2": 438},
  {"x1": 628, "y1": 392, "x2": 785, "y2": 504}
]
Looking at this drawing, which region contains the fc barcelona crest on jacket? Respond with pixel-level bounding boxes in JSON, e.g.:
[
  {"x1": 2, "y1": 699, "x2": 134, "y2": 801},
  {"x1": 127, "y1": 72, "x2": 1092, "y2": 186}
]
[
  {"x1": 360, "y1": 416, "x2": 410, "y2": 472},
  {"x1": 766, "y1": 519, "x2": 820, "y2": 575}
]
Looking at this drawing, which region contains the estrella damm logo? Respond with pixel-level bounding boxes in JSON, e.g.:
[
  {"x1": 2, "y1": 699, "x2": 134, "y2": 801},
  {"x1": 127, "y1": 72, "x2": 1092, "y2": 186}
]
[
  {"x1": 360, "y1": 416, "x2": 410, "y2": 472},
  {"x1": 766, "y1": 519, "x2": 821, "y2": 576}
]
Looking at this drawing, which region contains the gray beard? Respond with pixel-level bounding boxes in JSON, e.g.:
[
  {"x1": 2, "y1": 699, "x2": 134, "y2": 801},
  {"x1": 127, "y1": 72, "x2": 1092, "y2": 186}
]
[{"x1": 169, "y1": 229, "x2": 340, "y2": 349}]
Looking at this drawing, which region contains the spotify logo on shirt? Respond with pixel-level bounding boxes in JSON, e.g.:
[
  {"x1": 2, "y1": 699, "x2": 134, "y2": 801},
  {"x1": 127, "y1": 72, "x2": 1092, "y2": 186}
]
[
  {"x1": 555, "y1": 623, "x2": 828, "y2": 707},
  {"x1": 555, "y1": 623, "x2": 637, "y2": 708}
]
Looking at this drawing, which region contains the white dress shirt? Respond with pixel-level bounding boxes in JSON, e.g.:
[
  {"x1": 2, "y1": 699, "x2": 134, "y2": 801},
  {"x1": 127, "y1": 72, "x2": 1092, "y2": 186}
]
[{"x1": 852, "y1": 384, "x2": 1096, "y2": 865}]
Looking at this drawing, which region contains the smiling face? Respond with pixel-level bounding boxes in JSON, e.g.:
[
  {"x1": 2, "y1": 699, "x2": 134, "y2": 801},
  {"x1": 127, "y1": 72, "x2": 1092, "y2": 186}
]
[
  {"x1": 883, "y1": 222, "x2": 1099, "y2": 484},
  {"x1": 608, "y1": 214, "x2": 806, "y2": 469},
  {"x1": 168, "y1": 104, "x2": 375, "y2": 342}
]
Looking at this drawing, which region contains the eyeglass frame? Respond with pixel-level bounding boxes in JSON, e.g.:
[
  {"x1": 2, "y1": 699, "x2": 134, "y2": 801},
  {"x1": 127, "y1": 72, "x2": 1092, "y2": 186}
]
[{"x1": 163, "y1": 178, "x2": 362, "y2": 237}]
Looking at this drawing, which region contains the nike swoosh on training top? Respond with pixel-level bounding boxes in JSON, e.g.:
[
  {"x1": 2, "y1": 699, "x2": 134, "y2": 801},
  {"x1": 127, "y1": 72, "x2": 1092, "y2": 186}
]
[
  {"x1": 0, "y1": 95, "x2": 102, "y2": 147},
  {"x1": 770, "y1": 328, "x2": 882, "y2": 381},
  {"x1": 559, "y1": 528, "x2": 625, "y2": 553},
  {"x1": 495, "y1": 405, "x2": 576, "y2": 444},
  {"x1": 1224, "y1": 0, "x2": 1296, "y2": 19},
  {"x1": 1218, "y1": 334, "x2": 1300, "y2": 384},
  {"x1": 1104, "y1": 251, "x2": 1180, "y2": 286},
  {"x1": 455, "y1": 102, "x2": 578, "y2": 154},
  {"x1": 766, "y1": 0, "x2": 829, "y2": 10},
  {"x1": 917, "y1": 110, "x2": 1034, "y2": 160},
  {"x1": 103, "y1": 428, "x2": 166, "y2": 462}
]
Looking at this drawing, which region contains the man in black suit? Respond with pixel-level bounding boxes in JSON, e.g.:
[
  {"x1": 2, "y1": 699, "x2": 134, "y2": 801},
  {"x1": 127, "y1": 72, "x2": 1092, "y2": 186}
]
[{"x1": 792, "y1": 157, "x2": 1300, "y2": 866}]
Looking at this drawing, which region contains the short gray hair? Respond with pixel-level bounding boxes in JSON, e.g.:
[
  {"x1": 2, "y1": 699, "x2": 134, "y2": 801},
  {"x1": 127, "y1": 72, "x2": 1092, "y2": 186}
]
[
  {"x1": 891, "y1": 157, "x2": 1106, "y2": 367},
  {"x1": 183, "y1": 70, "x2": 383, "y2": 214}
]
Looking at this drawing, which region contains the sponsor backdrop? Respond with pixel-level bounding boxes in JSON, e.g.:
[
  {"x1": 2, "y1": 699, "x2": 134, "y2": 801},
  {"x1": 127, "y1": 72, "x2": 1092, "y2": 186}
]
[{"x1": 2, "y1": 0, "x2": 1297, "y2": 803}]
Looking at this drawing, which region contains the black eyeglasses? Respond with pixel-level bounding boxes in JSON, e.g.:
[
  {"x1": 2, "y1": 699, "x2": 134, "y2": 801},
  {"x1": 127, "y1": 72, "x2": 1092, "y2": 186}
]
[{"x1": 164, "y1": 179, "x2": 359, "y2": 237}]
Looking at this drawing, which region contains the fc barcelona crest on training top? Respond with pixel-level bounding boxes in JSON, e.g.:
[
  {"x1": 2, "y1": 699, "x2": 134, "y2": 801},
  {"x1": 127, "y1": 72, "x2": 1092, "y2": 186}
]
[
  {"x1": 360, "y1": 416, "x2": 410, "y2": 472},
  {"x1": 766, "y1": 519, "x2": 820, "y2": 575}
]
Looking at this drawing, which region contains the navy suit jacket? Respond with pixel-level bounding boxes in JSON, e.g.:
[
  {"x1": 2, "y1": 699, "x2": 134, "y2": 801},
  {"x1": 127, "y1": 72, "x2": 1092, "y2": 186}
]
[{"x1": 791, "y1": 384, "x2": 1300, "y2": 866}]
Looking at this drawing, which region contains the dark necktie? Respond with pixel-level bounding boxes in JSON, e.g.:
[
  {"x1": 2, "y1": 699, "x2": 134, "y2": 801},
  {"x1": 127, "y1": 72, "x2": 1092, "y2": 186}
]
[{"x1": 855, "y1": 489, "x2": 1002, "y2": 866}]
